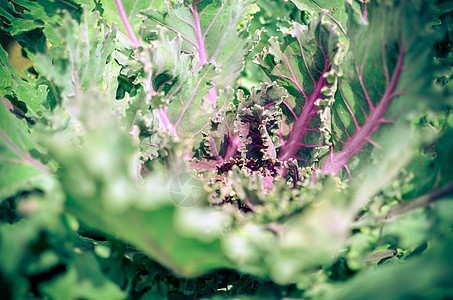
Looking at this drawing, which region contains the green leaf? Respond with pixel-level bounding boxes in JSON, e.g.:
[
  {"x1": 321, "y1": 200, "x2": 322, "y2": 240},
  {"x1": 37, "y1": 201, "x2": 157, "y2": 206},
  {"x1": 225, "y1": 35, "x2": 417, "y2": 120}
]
[
  {"x1": 254, "y1": 15, "x2": 342, "y2": 166},
  {"x1": 237, "y1": 0, "x2": 303, "y2": 92},
  {"x1": 0, "y1": 45, "x2": 48, "y2": 117},
  {"x1": 222, "y1": 176, "x2": 351, "y2": 284},
  {"x1": 322, "y1": 0, "x2": 445, "y2": 176},
  {"x1": 140, "y1": 0, "x2": 256, "y2": 90},
  {"x1": 100, "y1": 0, "x2": 164, "y2": 39},
  {"x1": 0, "y1": 102, "x2": 53, "y2": 200},
  {"x1": 435, "y1": 126, "x2": 453, "y2": 186},
  {"x1": 0, "y1": 184, "x2": 64, "y2": 299},
  {"x1": 191, "y1": 87, "x2": 238, "y2": 169},
  {"x1": 287, "y1": 0, "x2": 361, "y2": 39},
  {"x1": 325, "y1": 235, "x2": 453, "y2": 300},
  {"x1": 40, "y1": 90, "x2": 232, "y2": 276},
  {"x1": 0, "y1": 0, "x2": 81, "y2": 36},
  {"x1": 40, "y1": 253, "x2": 126, "y2": 300},
  {"x1": 33, "y1": 7, "x2": 118, "y2": 100},
  {"x1": 0, "y1": 0, "x2": 92, "y2": 54},
  {"x1": 166, "y1": 62, "x2": 217, "y2": 136},
  {"x1": 115, "y1": 27, "x2": 222, "y2": 137}
]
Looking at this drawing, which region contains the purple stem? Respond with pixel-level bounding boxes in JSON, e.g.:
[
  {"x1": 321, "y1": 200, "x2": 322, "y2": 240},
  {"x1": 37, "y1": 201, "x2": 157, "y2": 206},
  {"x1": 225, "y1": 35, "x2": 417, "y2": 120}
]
[
  {"x1": 268, "y1": 36, "x2": 330, "y2": 176},
  {"x1": 321, "y1": 48, "x2": 405, "y2": 174},
  {"x1": 157, "y1": 107, "x2": 178, "y2": 138},
  {"x1": 115, "y1": 0, "x2": 177, "y2": 136},
  {"x1": 192, "y1": 0, "x2": 218, "y2": 107},
  {"x1": 308, "y1": 1, "x2": 347, "y2": 37},
  {"x1": 362, "y1": 2, "x2": 368, "y2": 23},
  {"x1": 192, "y1": 0, "x2": 207, "y2": 64},
  {"x1": 278, "y1": 72, "x2": 327, "y2": 163},
  {"x1": 114, "y1": 0, "x2": 140, "y2": 49}
]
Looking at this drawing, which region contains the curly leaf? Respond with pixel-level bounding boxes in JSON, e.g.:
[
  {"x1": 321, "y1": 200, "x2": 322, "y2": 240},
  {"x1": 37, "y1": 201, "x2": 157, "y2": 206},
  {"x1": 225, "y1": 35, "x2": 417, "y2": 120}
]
[
  {"x1": 254, "y1": 15, "x2": 342, "y2": 167},
  {"x1": 191, "y1": 87, "x2": 239, "y2": 170},
  {"x1": 33, "y1": 8, "x2": 118, "y2": 99},
  {"x1": 236, "y1": 82, "x2": 286, "y2": 161},
  {"x1": 0, "y1": 0, "x2": 88, "y2": 37},
  {"x1": 140, "y1": 0, "x2": 256, "y2": 90},
  {"x1": 287, "y1": 0, "x2": 362, "y2": 38},
  {"x1": 39, "y1": 90, "x2": 231, "y2": 276},
  {"x1": 120, "y1": 27, "x2": 232, "y2": 138},
  {"x1": 192, "y1": 83, "x2": 285, "y2": 176},
  {"x1": 0, "y1": 45, "x2": 48, "y2": 118}
]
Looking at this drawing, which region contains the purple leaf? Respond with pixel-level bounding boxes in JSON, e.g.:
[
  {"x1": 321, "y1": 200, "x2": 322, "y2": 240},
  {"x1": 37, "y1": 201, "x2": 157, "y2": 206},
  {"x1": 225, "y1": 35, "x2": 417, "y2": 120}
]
[
  {"x1": 254, "y1": 16, "x2": 342, "y2": 172},
  {"x1": 320, "y1": 1, "x2": 441, "y2": 176}
]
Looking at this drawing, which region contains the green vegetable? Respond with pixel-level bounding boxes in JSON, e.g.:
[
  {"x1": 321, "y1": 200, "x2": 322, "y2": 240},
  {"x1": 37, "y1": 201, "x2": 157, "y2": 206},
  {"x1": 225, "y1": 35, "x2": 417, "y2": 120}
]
[{"x1": 0, "y1": 0, "x2": 452, "y2": 298}]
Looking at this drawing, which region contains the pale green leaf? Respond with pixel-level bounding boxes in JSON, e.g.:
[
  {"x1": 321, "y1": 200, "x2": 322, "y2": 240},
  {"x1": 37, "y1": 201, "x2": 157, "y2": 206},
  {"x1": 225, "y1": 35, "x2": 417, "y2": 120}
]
[
  {"x1": 0, "y1": 102, "x2": 53, "y2": 200},
  {"x1": 33, "y1": 8, "x2": 118, "y2": 99},
  {"x1": 140, "y1": 0, "x2": 256, "y2": 90},
  {"x1": 100, "y1": 0, "x2": 164, "y2": 39},
  {"x1": 166, "y1": 63, "x2": 217, "y2": 136},
  {"x1": 287, "y1": 0, "x2": 362, "y2": 38},
  {"x1": 40, "y1": 90, "x2": 232, "y2": 276}
]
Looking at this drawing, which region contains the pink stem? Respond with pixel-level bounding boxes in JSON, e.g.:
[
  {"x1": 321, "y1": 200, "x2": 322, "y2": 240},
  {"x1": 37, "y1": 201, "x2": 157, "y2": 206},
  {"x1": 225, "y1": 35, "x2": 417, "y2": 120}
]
[
  {"x1": 115, "y1": 2, "x2": 176, "y2": 136},
  {"x1": 278, "y1": 74, "x2": 327, "y2": 163},
  {"x1": 157, "y1": 107, "x2": 178, "y2": 138},
  {"x1": 114, "y1": 0, "x2": 140, "y2": 49},
  {"x1": 321, "y1": 48, "x2": 405, "y2": 174},
  {"x1": 192, "y1": 0, "x2": 207, "y2": 65},
  {"x1": 308, "y1": 1, "x2": 347, "y2": 37},
  {"x1": 192, "y1": 0, "x2": 217, "y2": 107},
  {"x1": 362, "y1": 2, "x2": 368, "y2": 23}
]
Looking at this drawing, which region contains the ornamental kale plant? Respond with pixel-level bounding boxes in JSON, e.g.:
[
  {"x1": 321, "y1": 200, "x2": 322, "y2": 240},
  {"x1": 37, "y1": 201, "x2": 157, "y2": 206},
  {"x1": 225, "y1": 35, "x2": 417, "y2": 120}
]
[{"x1": 0, "y1": 0, "x2": 452, "y2": 299}]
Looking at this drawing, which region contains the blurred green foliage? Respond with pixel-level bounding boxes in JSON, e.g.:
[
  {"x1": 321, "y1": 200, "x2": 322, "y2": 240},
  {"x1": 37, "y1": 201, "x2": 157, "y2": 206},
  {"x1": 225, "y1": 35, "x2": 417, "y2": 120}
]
[{"x1": 0, "y1": 0, "x2": 452, "y2": 299}]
